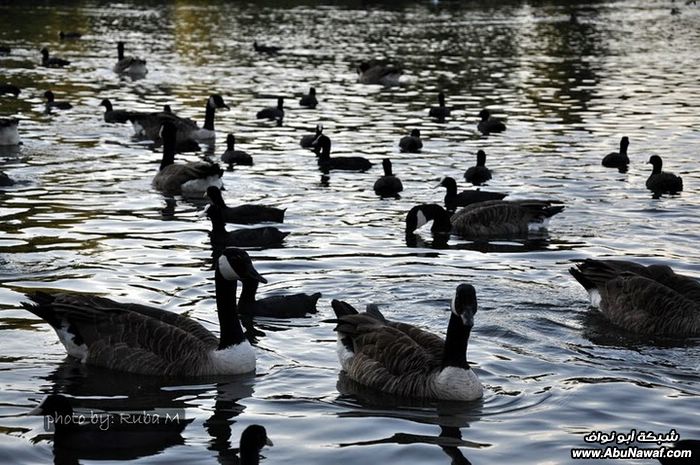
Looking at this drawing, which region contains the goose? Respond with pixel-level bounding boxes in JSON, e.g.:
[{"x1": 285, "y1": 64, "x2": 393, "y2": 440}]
[
  {"x1": 406, "y1": 201, "x2": 564, "y2": 238},
  {"x1": 99, "y1": 98, "x2": 133, "y2": 124},
  {"x1": 602, "y1": 136, "x2": 630, "y2": 171},
  {"x1": 239, "y1": 425, "x2": 273, "y2": 465},
  {"x1": 41, "y1": 47, "x2": 70, "y2": 67},
  {"x1": 221, "y1": 134, "x2": 253, "y2": 169},
  {"x1": 329, "y1": 284, "x2": 483, "y2": 401},
  {"x1": 256, "y1": 97, "x2": 284, "y2": 121},
  {"x1": 437, "y1": 176, "x2": 506, "y2": 212},
  {"x1": 206, "y1": 186, "x2": 285, "y2": 225},
  {"x1": 299, "y1": 87, "x2": 318, "y2": 108},
  {"x1": 44, "y1": 90, "x2": 72, "y2": 110},
  {"x1": 113, "y1": 41, "x2": 147, "y2": 75},
  {"x1": 21, "y1": 247, "x2": 264, "y2": 375},
  {"x1": 153, "y1": 121, "x2": 223, "y2": 196},
  {"x1": 569, "y1": 259, "x2": 700, "y2": 336},
  {"x1": 477, "y1": 109, "x2": 506, "y2": 134},
  {"x1": 239, "y1": 278, "x2": 321, "y2": 318},
  {"x1": 646, "y1": 155, "x2": 683, "y2": 194},
  {"x1": 59, "y1": 31, "x2": 82, "y2": 40},
  {"x1": 398, "y1": 129, "x2": 423, "y2": 153},
  {"x1": 0, "y1": 171, "x2": 14, "y2": 186},
  {"x1": 357, "y1": 62, "x2": 402, "y2": 86},
  {"x1": 0, "y1": 118, "x2": 20, "y2": 146},
  {"x1": 300, "y1": 124, "x2": 323, "y2": 149},
  {"x1": 253, "y1": 41, "x2": 282, "y2": 54},
  {"x1": 314, "y1": 134, "x2": 372, "y2": 172},
  {"x1": 373, "y1": 158, "x2": 403, "y2": 198},
  {"x1": 0, "y1": 84, "x2": 20, "y2": 97},
  {"x1": 428, "y1": 92, "x2": 451, "y2": 120},
  {"x1": 207, "y1": 203, "x2": 289, "y2": 250},
  {"x1": 464, "y1": 150, "x2": 492, "y2": 185}
]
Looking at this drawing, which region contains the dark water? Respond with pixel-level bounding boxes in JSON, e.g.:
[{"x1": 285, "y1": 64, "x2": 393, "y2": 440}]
[{"x1": 1, "y1": 0, "x2": 699, "y2": 464}]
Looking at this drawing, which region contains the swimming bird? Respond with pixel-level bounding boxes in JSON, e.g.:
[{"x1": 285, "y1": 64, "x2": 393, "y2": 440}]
[
  {"x1": 44, "y1": 90, "x2": 72, "y2": 111},
  {"x1": 0, "y1": 84, "x2": 20, "y2": 97},
  {"x1": 99, "y1": 98, "x2": 133, "y2": 123},
  {"x1": 477, "y1": 109, "x2": 506, "y2": 134},
  {"x1": 406, "y1": 201, "x2": 564, "y2": 238},
  {"x1": 569, "y1": 259, "x2": 700, "y2": 336},
  {"x1": 464, "y1": 150, "x2": 492, "y2": 185},
  {"x1": 329, "y1": 284, "x2": 483, "y2": 401},
  {"x1": 357, "y1": 62, "x2": 402, "y2": 86},
  {"x1": 373, "y1": 158, "x2": 403, "y2": 198},
  {"x1": 314, "y1": 135, "x2": 372, "y2": 172},
  {"x1": 207, "y1": 203, "x2": 289, "y2": 250},
  {"x1": 398, "y1": 129, "x2": 423, "y2": 153},
  {"x1": 437, "y1": 176, "x2": 506, "y2": 212},
  {"x1": 428, "y1": 92, "x2": 451, "y2": 120},
  {"x1": 239, "y1": 425, "x2": 273, "y2": 465},
  {"x1": 41, "y1": 48, "x2": 70, "y2": 67},
  {"x1": 253, "y1": 41, "x2": 282, "y2": 54},
  {"x1": 221, "y1": 134, "x2": 253, "y2": 169},
  {"x1": 206, "y1": 186, "x2": 285, "y2": 224},
  {"x1": 113, "y1": 41, "x2": 147, "y2": 75},
  {"x1": 59, "y1": 31, "x2": 82, "y2": 40},
  {"x1": 0, "y1": 171, "x2": 14, "y2": 186},
  {"x1": 646, "y1": 155, "x2": 683, "y2": 194},
  {"x1": 299, "y1": 87, "x2": 318, "y2": 108},
  {"x1": 300, "y1": 124, "x2": 323, "y2": 149},
  {"x1": 239, "y1": 278, "x2": 321, "y2": 318},
  {"x1": 153, "y1": 121, "x2": 223, "y2": 196},
  {"x1": 21, "y1": 248, "x2": 264, "y2": 375},
  {"x1": 0, "y1": 118, "x2": 20, "y2": 146},
  {"x1": 602, "y1": 136, "x2": 630, "y2": 171},
  {"x1": 256, "y1": 97, "x2": 284, "y2": 121}
]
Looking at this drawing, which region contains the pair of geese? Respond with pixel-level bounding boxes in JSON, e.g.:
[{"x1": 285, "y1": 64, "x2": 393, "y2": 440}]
[{"x1": 40, "y1": 42, "x2": 147, "y2": 75}]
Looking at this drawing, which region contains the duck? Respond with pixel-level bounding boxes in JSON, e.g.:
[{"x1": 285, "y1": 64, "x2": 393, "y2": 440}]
[
  {"x1": 646, "y1": 155, "x2": 683, "y2": 194},
  {"x1": 206, "y1": 186, "x2": 285, "y2": 224},
  {"x1": 428, "y1": 92, "x2": 451, "y2": 120},
  {"x1": 0, "y1": 171, "x2": 15, "y2": 186},
  {"x1": 602, "y1": 136, "x2": 630, "y2": 171},
  {"x1": 207, "y1": 203, "x2": 289, "y2": 250},
  {"x1": 464, "y1": 150, "x2": 492, "y2": 185},
  {"x1": 436, "y1": 176, "x2": 506, "y2": 212},
  {"x1": 569, "y1": 259, "x2": 700, "y2": 336},
  {"x1": 357, "y1": 62, "x2": 402, "y2": 86},
  {"x1": 477, "y1": 109, "x2": 506, "y2": 134},
  {"x1": 406, "y1": 201, "x2": 564, "y2": 238},
  {"x1": 256, "y1": 97, "x2": 284, "y2": 121},
  {"x1": 21, "y1": 247, "x2": 264, "y2": 375},
  {"x1": 329, "y1": 284, "x2": 483, "y2": 401},
  {"x1": 300, "y1": 124, "x2": 323, "y2": 149},
  {"x1": 99, "y1": 98, "x2": 133, "y2": 124},
  {"x1": 221, "y1": 134, "x2": 253, "y2": 169},
  {"x1": 0, "y1": 84, "x2": 20, "y2": 97},
  {"x1": 0, "y1": 118, "x2": 20, "y2": 146},
  {"x1": 59, "y1": 31, "x2": 82, "y2": 40},
  {"x1": 113, "y1": 41, "x2": 147, "y2": 75},
  {"x1": 238, "y1": 425, "x2": 273, "y2": 465},
  {"x1": 373, "y1": 158, "x2": 403, "y2": 198},
  {"x1": 398, "y1": 129, "x2": 423, "y2": 153},
  {"x1": 253, "y1": 41, "x2": 282, "y2": 54},
  {"x1": 153, "y1": 121, "x2": 223, "y2": 196},
  {"x1": 314, "y1": 134, "x2": 372, "y2": 172},
  {"x1": 238, "y1": 278, "x2": 321, "y2": 318},
  {"x1": 299, "y1": 87, "x2": 318, "y2": 108},
  {"x1": 41, "y1": 47, "x2": 70, "y2": 67},
  {"x1": 44, "y1": 90, "x2": 72, "y2": 111}
]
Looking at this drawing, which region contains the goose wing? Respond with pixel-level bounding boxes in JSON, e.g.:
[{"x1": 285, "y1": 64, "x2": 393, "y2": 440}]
[
  {"x1": 451, "y1": 200, "x2": 562, "y2": 237},
  {"x1": 153, "y1": 162, "x2": 223, "y2": 194}
]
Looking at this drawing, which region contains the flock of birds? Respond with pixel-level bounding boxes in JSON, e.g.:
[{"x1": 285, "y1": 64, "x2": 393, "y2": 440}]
[{"x1": 1, "y1": 29, "x2": 698, "y2": 464}]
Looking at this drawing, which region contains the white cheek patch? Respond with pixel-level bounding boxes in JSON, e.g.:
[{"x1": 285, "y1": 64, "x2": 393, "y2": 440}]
[
  {"x1": 208, "y1": 96, "x2": 216, "y2": 108},
  {"x1": 416, "y1": 211, "x2": 428, "y2": 229},
  {"x1": 218, "y1": 255, "x2": 240, "y2": 281},
  {"x1": 451, "y1": 293, "x2": 457, "y2": 317}
]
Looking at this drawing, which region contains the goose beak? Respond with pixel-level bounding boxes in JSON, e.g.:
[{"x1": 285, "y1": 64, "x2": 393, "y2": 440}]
[
  {"x1": 245, "y1": 263, "x2": 268, "y2": 284},
  {"x1": 266, "y1": 437, "x2": 274, "y2": 446}
]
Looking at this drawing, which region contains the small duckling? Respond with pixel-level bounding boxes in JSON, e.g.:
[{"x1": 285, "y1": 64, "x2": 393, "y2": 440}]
[{"x1": 398, "y1": 129, "x2": 422, "y2": 153}]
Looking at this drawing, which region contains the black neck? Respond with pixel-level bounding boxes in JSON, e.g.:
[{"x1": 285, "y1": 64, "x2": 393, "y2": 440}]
[
  {"x1": 203, "y1": 100, "x2": 216, "y2": 131},
  {"x1": 160, "y1": 135, "x2": 176, "y2": 170},
  {"x1": 620, "y1": 141, "x2": 628, "y2": 156},
  {"x1": 444, "y1": 181, "x2": 457, "y2": 197},
  {"x1": 476, "y1": 153, "x2": 486, "y2": 167},
  {"x1": 215, "y1": 269, "x2": 245, "y2": 349},
  {"x1": 208, "y1": 206, "x2": 228, "y2": 233},
  {"x1": 238, "y1": 279, "x2": 258, "y2": 310},
  {"x1": 651, "y1": 162, "x2": 662, "y2": 175},
  {"x1": 318, "y1": 139, "x2": 331, "y2": 161},
  {"x1": 117, "y1": 45, "x2": 124, "y2": 61},
  {"x1": 442, "y1": 311, "x2": 471, "y2": 368},
  {"x1": 438, "y1": 94, "x2": 445, "y2": 107},
  {"x1": 240, "y1": 442, "x2": 260, "y2": 465},
  {"x1": 383, "y1": 163, "x2": 393, "y2": 176},
  {"x1": 227, "y1": 137, "x2": 234, "y2": 151},
  {"x1": 103, "y1": 100, "x2": 113, "y2": 112}
]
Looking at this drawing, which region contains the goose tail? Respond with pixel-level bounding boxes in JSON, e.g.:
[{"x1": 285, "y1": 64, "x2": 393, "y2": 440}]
[{"x1": 21, "y1": 292, "x2": 60, "y2": 328}]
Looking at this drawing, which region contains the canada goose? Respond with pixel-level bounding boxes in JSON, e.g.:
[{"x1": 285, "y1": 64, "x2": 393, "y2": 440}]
[
  {"x1": 569, "y1": 259, "x2": 700, "y2": 336},
  {"x1": 59, "y1": 31, "x2": 82, "y2": 40},
  {"x1": 398, "y1": 129, "x2": 423, "y2": 153},
  {"x1": 646, "y1": 155, "x2": 683, "y2": 194},
  {"x1": 437, "y1": 176, "x2": 506, "y2": 212},
  {"x1": 373, "y1": 158, "x2": 403, "y2": 198},
  {"x1": 357, "y1": 62, "x2": 402, "y2": 86},
  {"x1": 239, "y1": 425, "x2": 273, "y2": 465},
  {"x1": 153, "y1": 121, "x2": 223, "y2": 196},
  {"x1": 207, "y1": 203, "x2": 289, "y2": 250},
  {"x1": 113, "y1": 41, "x2": 147, "y2": 75},
  {"x1": 221, "y1": 134, "x2": 253, "y2": 169},
  {"x1": 44, "y1": 90, "x2": 72, "y2": 110},
  {"x1": 22, "y1": 248, "x2": 264, "y2": 375},
  {"x1": 299, "y1": 87, "x2": 318, "y2": 108},
  {"x1": 0, "y1": 118, "x2": 20, "y2": 146},
  {"x1": 314, "y1": 135, "x2": 372, "y2": 172},
  {"x1": 428, "y1": 92, "x2": 451, "y2": 120},
  {"x1": 477, "y1": 109, "x2": 506, "y2": 134},
  {"x1": 41, "y1": 48, "x2": 70, "y2": 67},
  {"x1": 206, "y1": 186, "x2": 285, "y2": 224},
  {"x1": 300, "y1": 124, "x2": 323, "y2": 149},
  {"x1": 464, "y1": 150, "x2": 492, "y2": 185},
  {"x1": 100, "y1": 98, "x2": 133, "y2": 123},
  {"x1": 256, "y1": 97, "x2": 284, "y2": 121},
  {"x1": 602, "y1": 136, "x2": 630, "y2": 171},
  {"x1": 406, "y1": 201, "x2": 564, "y2": 238},
  {"x1": 253, "y1": 41, "x2": 282, "y2": 54},
  {"x1": 329, "y1": 284, "x2": 483, "y2": 401},
  {"x1": 0, "y1": 171, "x2": 14, "y2": 186},
  {"x1": 239, "y1": 278, "x2": 321, "y2": 318},
  {"x1": 0, "y1": 84, "x2": 20, "y2": 97}
]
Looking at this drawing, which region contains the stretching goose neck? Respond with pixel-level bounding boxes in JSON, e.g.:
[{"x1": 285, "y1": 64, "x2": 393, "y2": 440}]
[
  {"x1": 159, "y1": 122, "x2": 177, "y2": 170},
  {"x1": 100, "y1": 98, "x2": 113, "y2": 111},
  {"x1": 620, "y1": 136, "x2": 629, "y2": 155},
  {"x1": 476, "y1": 150, "x2": 487, "y2": 167},
  {"x1": 438, "y1": 92, "x2": 446, "y2": 106},
  {"x1": 382, "y1": 158, "x2": 393, "y2": 176},
  {"x1": 226, "y1": 134, "x2": 235, "y2": 151},
  {"x1": 203, "y1": 95, "x2": 229, "y2": 131},
  {"x1": 442, "y1": 285, "x2": 476, "y2": 369},
  {"x1": 649, "y1": 155, "x2": 662, "y2": 174},
  {"x1": 238, "y1": 279, "x2": 259, "y2": 308},
  {"x1": 317, "y1": 136, "x2": 332, "y2": 161},
  {"x1": 215, "y1": 267, "x2": 244, "y2": 350},
  {"x1": 440, "y1": 177, "x2": 458, "y2": 196},
  {"x1": 117, "y1": 41, "x2": 125, "y2": 60},
  {"x1": 206, "y1": 186, "x2": 228, "y2": 209},
  {"x1": 276, "y1": 97, "x2": 284, "y2": 111}
]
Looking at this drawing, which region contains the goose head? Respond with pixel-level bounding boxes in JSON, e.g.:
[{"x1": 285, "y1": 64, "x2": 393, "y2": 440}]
[
  {"x1": 405, "y1": 204, "x2": 451, "y2": 235},
  {"x1": 205, "y1": 185, "x2": 227, "y2": 209},
  {"x1": 620, "y1": 136, "x2": 629, "y2": 152},
  {"x1": 43, "y1": 90, "x2": 55, "y2": 103},
  {"x1": 436, "y1": 176, "x2": 457, "y2": 192},
  {"x1": 358, "y1": 62, "x2": 371, "y2": 74},
  {"x1": 99, "y1": 98, "x2": 113, "y2": 111},
  {"x1": 476, "y1": 150, "x2": 487, "y2": 167},
  {"x1": 437, "y1": 92, "x2": 446, "y2": 106},
  {"x1": 452, "y1": 283, "x2": 477, "y2": 328},
  {"x1": 218, "y1": 248, "x2": 267, "y2": 284},
  {"x1": 410, "y1": 129, "x2": 420, "y2": 138},
  {"x1": 226, "y1": 133, "x2": 235, "y2": 149},
  {"x1": 308, "y1": 87, "x2": 316, "y2": 96},
  {"x1": 240, "y1": 424, "x2": 273, "y2": 464},
  {"x1": 648, "y1": 155, "x2": 663, "y2": 174},
  {"x1": 208, "y1": 94, "x2": 230, "y2": 110},
  {"x1": 40, "y1": 48, "x2": 49, "y2": 59},
  {"x1": 478, "y1": 109, "x2": 490, "y2": 121},
  {"x1": 312, "y1": 134, "x2": 332, "y2": 158}
]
